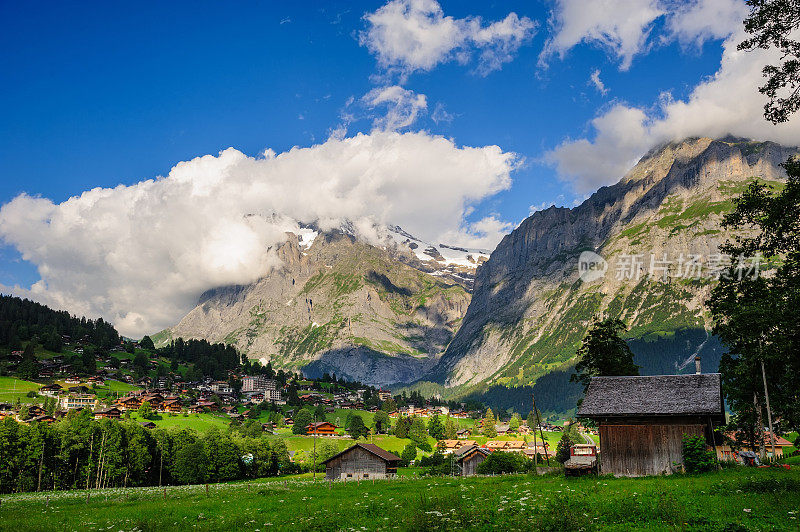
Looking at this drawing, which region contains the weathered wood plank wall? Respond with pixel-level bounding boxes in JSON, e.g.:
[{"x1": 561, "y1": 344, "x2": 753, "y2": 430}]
[{"x1": 599, "y1": 423, "x2": 704, "y2": 476}]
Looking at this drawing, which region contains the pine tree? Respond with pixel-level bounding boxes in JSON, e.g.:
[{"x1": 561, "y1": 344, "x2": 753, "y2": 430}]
[{"x1": 482, "y1": 408, "x2": 497, "y2": 438}]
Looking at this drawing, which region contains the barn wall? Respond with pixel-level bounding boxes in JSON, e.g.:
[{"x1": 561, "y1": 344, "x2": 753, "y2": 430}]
[
  {"x1": 599, "y1": 423, "x2": 704, "y2": 477},
  {"x1": 325, "y1": 447, "x2": 389, "y2": 480},
  {"x1": 461, "y1": 453, "x2": 486, "y2": 477}
]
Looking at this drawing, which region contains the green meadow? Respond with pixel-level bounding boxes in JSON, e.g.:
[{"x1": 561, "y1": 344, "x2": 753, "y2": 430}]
[{"x1": 0, "y1": 466, "x2": 797, "y2": 531}]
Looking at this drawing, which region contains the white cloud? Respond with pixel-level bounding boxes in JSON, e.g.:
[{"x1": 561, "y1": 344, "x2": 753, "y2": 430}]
[
  {"x1": 438, "y1": 215, "x2": 515, "y2": 251},
  {"x1": 547, "y1": 1, "x2": 800, "y2": 193},
  {"x1": 360, "y1": 0, "x2": 536, "y2": 77},
  {"x1": 589, "y1": 68, "x2": 608, "y2": 95},
  {"x1": 0, "y1": 132, "x2": 517, "y2": 337},
  {"x1": 540, "y1": 0, "x2": 664, "y2": 71},
  {"x1": 362, "y1": 85, "x2": 428, "y2": 130},
  {"x1": 664, "y1": 0, "x2": 749, "y2": 48},
  {"x1": 431, "y1": 102, "x2": 454, "y2": 124},
  {"x1": 548, "y1": 104, "x2": 651, "y2": 193}
]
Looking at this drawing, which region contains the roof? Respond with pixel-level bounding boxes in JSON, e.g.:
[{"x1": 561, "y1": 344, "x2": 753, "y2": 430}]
[
  {"x1": 577, "y1": 373, "x2": 724, "y2": 419},
  {"x1": 321, "y1": 443, "x2": 401, "y2": 465}
]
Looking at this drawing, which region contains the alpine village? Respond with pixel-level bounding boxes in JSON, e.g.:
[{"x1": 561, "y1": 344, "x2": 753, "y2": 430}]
[{"x1": 1, "y1": 1, "x2": 799, "y2": 531}]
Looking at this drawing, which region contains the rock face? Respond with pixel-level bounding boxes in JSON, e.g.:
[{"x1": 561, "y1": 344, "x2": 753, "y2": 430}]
[
  {"x1": 159, "y1": 228, "x2": 474, "y2": 386},
  {"x1": 433, "y1": 137, "x2": 797, "y2": 392}
]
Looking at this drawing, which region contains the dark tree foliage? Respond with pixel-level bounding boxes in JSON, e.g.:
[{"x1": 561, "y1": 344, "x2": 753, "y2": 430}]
[
  {"x1": 0, "y1": 294, "x2": 120, "y2": 352},
  {"x1": 556, "y1": 432, "x2": 573, "y2": 464},
  {"x1": 708, "y1": 158, "x2": 800, "y2": 433},
  {"x1": 475, "y1": 451, "x2": 531, "y2": 475},
  {"x1": 156, "y1": 338, "x2": 240, "y2": 380},
  {"x1": 0, "y1": 413, "x2": 292, "y2": 494},
  {"x1": 682, "y1": 435, "x2": 717, "y2": 473},
  {"x1": 139, "y1": 335, "x2": 155, "y2": 350},
  {"x1": 570, "y1": 317, "x2": 640, "y2": 394},
  {"x1": 740, "y1": 0, "x2": 800, "y2": 123}
]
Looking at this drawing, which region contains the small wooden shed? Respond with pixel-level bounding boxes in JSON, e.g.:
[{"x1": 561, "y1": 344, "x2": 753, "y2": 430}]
[
  {"x1": 454, "y1": 445, "x2": 491, "y2": 477},
  {"x1": 322, "y1": 443, "x2": 400, "y2": 481},
  {"x1": 577, "y1": 373, "x2": 724, "y2": 477}
]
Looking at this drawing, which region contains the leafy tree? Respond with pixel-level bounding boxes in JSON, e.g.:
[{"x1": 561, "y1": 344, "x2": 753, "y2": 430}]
[
  {"x1": 570, "y1": 317, "x2": 639, "y2": 395},
  {"x1": 427, "y1": 415, "x2": 444, "y2": 440},
  {"x1": 347, "y1": 414, "x2": 369, "y2": 440},
  {"x1": 174, "y1": 442, "x2": 207, "y2": 484},
  {"x1": 682, "y1": 435, "x2": 716, "y2": 473},
  {"x1": 509, "y1": 413, "x2": 521, "y2": 433},
  {"x1": 139, "y1": 335, "x2": 155, "y2": 350},
  {"x1": 444, "y1": 416, "x2": 457, "y2": 440},
  {"x1": 482, "y1": 408, "x2": 497, "y2": 438},
  {"x1": 476, "y1": 451, "x2": 529, "y2": 475},
  {"x1": 400, "y1": 442, "x2": 417, "y2": 466},
  {"x1": 394, "y1": 416, "x2": 411, "y2": 439},
  {"x1": 133, "y1": 351, "x2": 149, "y2": 374},
  {"x1": 556, "y1": 432, "x2": 573, "y2": 464},
  {"x1": 708, "y1": 159, "x2": 800, "y2": 434},
  {"x1": 373, "y1": 410, "x2": 390, "y2": 434},
  {"x1": 137, "y1": 401, "x2": 153, "y2": 420},
  {"x1": 526, "y1": 410, "x2": 537, "y2": 431},
  {"x1": 381, "y1": 398, "x2": 397, "y2": 413},
  {"x1": 408, "y1": 417, "x2": 428, "y2": 448},
  {"x1": 292, "y1": 409, "x2": 313, "y2": 435},
  {"x1": 739, "y1": 0, "x2": 800, "y2": 123}
]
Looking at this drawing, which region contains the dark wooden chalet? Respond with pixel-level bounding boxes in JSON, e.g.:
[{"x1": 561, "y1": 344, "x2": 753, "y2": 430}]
[
  {"x1": 577, "y1": 372, "x2": 724, "y2": 477},
  {"x1": 322, "y1": 443, "x2": 401, "y2": 481},
  {"x1": 454, "y1": 444, "x2": 490, "y2": 477}
]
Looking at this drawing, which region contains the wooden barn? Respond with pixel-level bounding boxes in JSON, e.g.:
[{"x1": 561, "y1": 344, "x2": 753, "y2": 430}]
[
  {"x1": 455, "y1": 445, "x2": 491, "y2": 477},
  {"x1": 577, "y1": 372, "x2": 724, "y2": 477},
  {"x1": 322, "y1": 443, "x2": 401, "y2": 481}
]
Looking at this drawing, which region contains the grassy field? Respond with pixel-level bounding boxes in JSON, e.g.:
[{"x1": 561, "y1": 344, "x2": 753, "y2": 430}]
[
  {"x1": 0, "y1": 376, "x2": 42, "y2": 404},
  {"x1": 0, "y1": 466, "x2": 797, "y2": 530},
  {"x1": 127, "y1": 411, "x2": 231, "y2": 432}
]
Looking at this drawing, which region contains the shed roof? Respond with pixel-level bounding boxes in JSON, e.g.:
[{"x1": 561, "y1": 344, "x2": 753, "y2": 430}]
[
  {"x1": 577, "y1": 373, "x2": 724, "y2": 419},
  {"x1": 321, "y1": 443, "x2": 401, "y2": 465}
]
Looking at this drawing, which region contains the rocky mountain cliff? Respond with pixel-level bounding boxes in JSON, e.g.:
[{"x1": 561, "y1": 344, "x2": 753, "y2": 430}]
[
  {"x1": 155, "y1": 225, "x2": 487, "y2": 386},
  {"x1": 426, "y1": 137, "x2": 797, "y2": 406}
]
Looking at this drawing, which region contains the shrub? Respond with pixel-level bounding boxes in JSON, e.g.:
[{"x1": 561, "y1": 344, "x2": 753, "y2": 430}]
[
  {"x1": 400, "y1": 443, "x2": 417, "y2": 466},
  {"x1": 476, "y1": 451, "x2": 529, "y2": 475},
  {"x1": 681, "y1": 434, "x2": 716, "y2": 473}
]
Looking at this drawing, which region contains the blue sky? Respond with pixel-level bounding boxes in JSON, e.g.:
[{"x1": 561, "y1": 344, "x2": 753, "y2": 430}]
[{"x1": 1, "y1": 0, "x2": 794, "y2": 335}]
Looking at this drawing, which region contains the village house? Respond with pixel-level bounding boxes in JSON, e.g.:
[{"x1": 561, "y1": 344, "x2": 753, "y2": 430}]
[
  {"x1": 577, "y1": 366, "x2": 725, "y2": 477},
  {"x1": 322, "y1": 443, "x2": 401, "y2": 480},
  {"x1": 307, "y1": 421, "x2": 338, "y2": 436},
  {"x1": 39, "y1": 383, "x2": 63, "y2": 397},
  {"x1": 94, "y1": 407, "x2": 122, "y2": 420},
  {"x1": 61, "y1": 393, "x2": 99, "y2": 410},
  {"x1": 456, "y1": 428, "x2": 472, "y2": 439},
  {"x1": 716, "y1": 431, "x2": 795, "y2": 461},
  {"x1": 438, "y1": 439, "x2": 476, "y2": 453},
  {"x1": 162, "y1": 399, "x2": 183, "y2": 414},
  {"x1": 29, "y1": 414, "x2": 56, "y2": 424},
  {"x1": 139, "y1": 421, "x2": 157, "y2": 429},
  {"x1": 116, "y1": 395, "x2": 141, "y2": 410}
]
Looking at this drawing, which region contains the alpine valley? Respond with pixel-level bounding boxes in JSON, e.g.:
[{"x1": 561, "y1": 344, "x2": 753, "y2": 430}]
[{"x1": 155, "y1": 137, "x2": 797, "y2": 414}]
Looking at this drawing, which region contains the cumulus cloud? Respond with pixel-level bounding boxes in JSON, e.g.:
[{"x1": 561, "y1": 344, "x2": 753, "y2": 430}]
[
  {"x1": 540, "y1": 0, "x2": 664, "y2": 71},
  {"x1": 360, "y1": 0, "x2": 536, "y2": 77},
  {"x1": 362, "y1": 85, "x2": 428, "y2": 130},
  {"x1": 0, "y1": 131, "x2": 517, "y2": 337},
  {"x1": 547, "y1": 0, "x2": 800, "y2": 192}
]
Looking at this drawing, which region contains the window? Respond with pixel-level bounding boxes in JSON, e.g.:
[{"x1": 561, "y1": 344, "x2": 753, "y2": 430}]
[
  {"x1": 363, "y1": 473, "x2": 369, "y2": 478},
  {"x1": 346, "y1": 473, "x2": 352, "y2": 478}
]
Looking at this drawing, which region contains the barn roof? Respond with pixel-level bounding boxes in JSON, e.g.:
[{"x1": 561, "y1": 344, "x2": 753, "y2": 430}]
[
  {"x1": 321, "y1": 443, "x2": 401, "y2": 465},
  {"x1": 577, "y1": 373, "x2": 724, "y2": 419}
]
